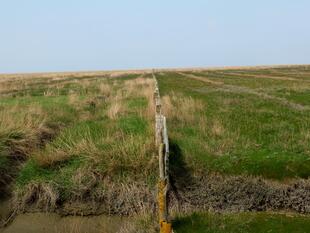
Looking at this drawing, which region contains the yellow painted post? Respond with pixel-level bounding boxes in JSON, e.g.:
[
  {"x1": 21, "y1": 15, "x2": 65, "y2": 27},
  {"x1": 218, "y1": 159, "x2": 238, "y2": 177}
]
[
  {"x1": 158, "y1": 144, "x2": 172, "y2": 233},
  {"x1": 160, "y1": 221, "x2": 172, "y2": 233},
  {"x1": 158, "y1": 179, "x2": 172, "y2": 233}
]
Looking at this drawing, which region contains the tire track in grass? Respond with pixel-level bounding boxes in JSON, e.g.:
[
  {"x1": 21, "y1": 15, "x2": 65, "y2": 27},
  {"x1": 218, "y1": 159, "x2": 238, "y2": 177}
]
[
  {"x1": 219, "y1": 72, "x2": 300, "y2": 81},
  {"x1": 177, "y1": 72, "x2": 223, "y2": 85},
  {"x1": 179, "y1": 72, "x2": 310, "y2": 111}
]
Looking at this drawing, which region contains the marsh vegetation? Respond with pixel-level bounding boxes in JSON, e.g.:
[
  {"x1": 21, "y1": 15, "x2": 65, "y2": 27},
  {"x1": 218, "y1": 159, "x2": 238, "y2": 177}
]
[{"x1": 1, "y1": 66, "x2": 310, "y2": 232}]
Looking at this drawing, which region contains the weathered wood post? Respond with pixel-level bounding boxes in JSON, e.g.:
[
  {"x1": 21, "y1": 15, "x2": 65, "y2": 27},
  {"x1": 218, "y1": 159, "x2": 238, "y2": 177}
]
[{"x1": 153, "y1": 71, "x2": 173, "y2": 233}]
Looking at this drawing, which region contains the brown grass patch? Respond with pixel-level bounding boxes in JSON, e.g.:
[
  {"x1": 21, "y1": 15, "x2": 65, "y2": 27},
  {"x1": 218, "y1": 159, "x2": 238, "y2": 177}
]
[
  {"x1": 99, "y1": 83, "x2": 112, "y2": 97},
  {"x1": 68, "y1": 93, "x2": 80, "y2": 106},
  {"x1": 162, "y1": 93, "x2": 204, "y2": 124},
  {"x1": 0, "y1": 105, "x2": 48, "y2": 156},
  {"x1": 113, "y1": 76, "x2": 155, "y2": 119},
  {"x1": 211, "y1": 119, "x2": 224, "y2": 137},
  {"x1": 33, "y1": 130, "x2": 101, "y2": 167},
  {"x1": 107, "y1": 98, "x2": 123, "y2": 120},
  {"x1": 14, "y1": 183, "x2": 59, "y2": 212}
]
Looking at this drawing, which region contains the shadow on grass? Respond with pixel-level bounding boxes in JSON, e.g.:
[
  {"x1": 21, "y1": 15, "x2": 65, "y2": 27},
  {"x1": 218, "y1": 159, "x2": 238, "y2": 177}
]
[{"x1": 169, "y1": 139, "x2": 193, "y2": 193}]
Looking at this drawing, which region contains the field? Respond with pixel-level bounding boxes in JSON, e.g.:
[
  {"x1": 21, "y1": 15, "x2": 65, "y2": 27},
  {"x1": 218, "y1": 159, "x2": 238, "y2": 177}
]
[
  {"x1": 0, "y1": 65, "x2": 310, "y2": 232},
  {"x1": 0, "y1": 72, "x2": 158, "y2": 218},
  {"x1": 157, "y1": 67, "x2": 310, "y2": 180}
]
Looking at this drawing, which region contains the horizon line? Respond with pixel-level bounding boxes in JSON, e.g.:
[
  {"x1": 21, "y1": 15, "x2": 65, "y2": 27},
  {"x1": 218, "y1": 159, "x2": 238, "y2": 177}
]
[{"x1": 1, "y1": 63, "x2": 309, "y2": 77}]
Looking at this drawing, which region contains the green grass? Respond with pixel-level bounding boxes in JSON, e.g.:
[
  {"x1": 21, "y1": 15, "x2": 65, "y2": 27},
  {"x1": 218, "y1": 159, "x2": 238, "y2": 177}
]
[
  {"x1": 127, "y1": 97, "x2": 148, "y2": 109},
  {"x1": 1, "y1": 67, "x2": 310, "y2": 232},
  {"x1": 0, "y1": 73, "x2": 157, "y2": 204},
  {"x1": 157, "y1": 68, "x2": 310, "y2": 179},
  {"x1": 173, "y1": 212, "x2": 310, "y2": 233},
  {"x1": 273, "y1": 89, "x2": 310, "y2": 106},
  {"x1": 16, "y1": 157, "x2": 84, "y2": 199},
  {"x1": 118, "y1": 115, "x2": 148, "y2": 135}
]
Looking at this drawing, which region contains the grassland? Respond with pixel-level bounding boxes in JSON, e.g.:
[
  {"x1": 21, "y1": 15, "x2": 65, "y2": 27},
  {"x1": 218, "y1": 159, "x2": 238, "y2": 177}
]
[
  {"x1": 0, "y1": 72, "x2": 158, "y2": 216},
  {"x1": 1, "y1": 65, "x2": 310, "y2": 232},
  {"x1": 155, "y1": 65, "x2": 310, "y2": 233},
  {"x1": 157, "y1": 66, "x2": 310, "y2": 179}
]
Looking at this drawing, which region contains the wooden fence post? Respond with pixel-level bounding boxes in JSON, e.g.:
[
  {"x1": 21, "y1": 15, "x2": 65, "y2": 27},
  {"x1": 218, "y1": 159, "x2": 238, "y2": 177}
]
[{"x1": 153, "y1": 71, "x2": 173, "y2": 233}]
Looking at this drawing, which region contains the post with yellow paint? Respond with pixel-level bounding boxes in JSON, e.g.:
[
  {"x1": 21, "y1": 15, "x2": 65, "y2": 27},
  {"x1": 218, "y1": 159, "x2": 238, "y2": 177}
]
[{"x1": 158, "y1": 143, "x2": 172, "y2": 233}]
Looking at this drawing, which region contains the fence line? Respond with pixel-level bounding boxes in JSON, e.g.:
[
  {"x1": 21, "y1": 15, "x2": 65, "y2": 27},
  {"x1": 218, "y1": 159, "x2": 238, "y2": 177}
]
[{"x1": 152, "y1": 72, "x2": 173, "y2": 233}]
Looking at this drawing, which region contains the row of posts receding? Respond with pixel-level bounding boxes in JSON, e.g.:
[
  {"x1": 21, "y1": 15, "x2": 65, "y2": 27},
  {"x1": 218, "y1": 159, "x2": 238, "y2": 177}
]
[{"x1": 152, "y1": 71, "x2": 173, "y2": 233}]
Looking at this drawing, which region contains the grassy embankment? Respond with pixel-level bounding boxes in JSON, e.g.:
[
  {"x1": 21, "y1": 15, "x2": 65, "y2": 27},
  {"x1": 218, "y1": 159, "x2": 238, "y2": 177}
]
[{"x1": 0, "y1": 73, "x2": 157, "y2": 215}]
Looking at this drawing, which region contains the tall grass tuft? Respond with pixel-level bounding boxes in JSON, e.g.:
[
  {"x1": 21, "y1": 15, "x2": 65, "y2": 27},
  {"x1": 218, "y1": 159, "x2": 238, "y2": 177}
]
[
  {"x1": 0, "y1": 105, "x2": 48, "y2": 157},
  {"x1": 162, "y1": 92, "x2": 204, "y2": 124}
]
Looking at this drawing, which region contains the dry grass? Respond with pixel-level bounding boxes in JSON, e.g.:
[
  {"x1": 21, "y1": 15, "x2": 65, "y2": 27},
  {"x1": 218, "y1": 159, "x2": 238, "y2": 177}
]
[
  {"x1": 123, "y1": 76, "x2": 153, "y2": 97},
  {"x1": 102, "y1": 134, "x2": 155, "y2": 176},
  {"x1": 33, "y1": 124, "x2": 156, "y2": 176},
  {"x1": 68, "y1": 93, "x2": 80, "y2": 106},
  {"x1": 99, "y1": 83, "x2": 112, "y2": 97},
  {"x1": 4, "y1": 73, "x2": 158, "y2": 220},
  {"x1": 162, "y1": 93, "x2": 204, "y2": 124},
  {"x1": 107, "y1": 76, "x2": 155, "y2": 120},
  {"x1": 43, "y1": 89, "x2": 55, "y2": 97},
  {"x1": 140, "y1": 79, "x2": 156, "y2": 119},
  {"x1": 0, "y1": 79, "x2": 27, "y2": 95},
  {"x1": 70, "y1": 167, "x2": 99, "y2": 201},
  {"x1": 107, "y1": 98, "x2": 123, "y2": 120},
  {"x1": 32, "y1": 129, "x2": 101, "y2": 167},
  {"x1": 162, "y1": 96, "x2": 242, "y2": 157},
  {"x1": 29, "y1": 76, "x2": 156, "y2": 167},
  {"x1": 0, "y1": 105, "x2": 48, "y2": 156},
  {"x1": 14, "y1": 182, "x2": 59, "y2": 212},
  {"x1": 211, "y1": 119, "x2": 224, "y2": 137}
]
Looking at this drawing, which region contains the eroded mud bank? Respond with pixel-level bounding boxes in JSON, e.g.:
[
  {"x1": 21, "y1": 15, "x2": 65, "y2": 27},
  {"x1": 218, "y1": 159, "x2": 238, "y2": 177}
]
[{"x1": 8, "y1": 175, "x2": 310, "y2": 217}]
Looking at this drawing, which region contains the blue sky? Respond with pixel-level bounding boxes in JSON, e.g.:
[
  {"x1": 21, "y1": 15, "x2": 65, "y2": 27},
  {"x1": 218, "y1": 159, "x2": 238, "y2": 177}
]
[{"x1": 1, "y1": 0, "x2": 310, "y2": 73}]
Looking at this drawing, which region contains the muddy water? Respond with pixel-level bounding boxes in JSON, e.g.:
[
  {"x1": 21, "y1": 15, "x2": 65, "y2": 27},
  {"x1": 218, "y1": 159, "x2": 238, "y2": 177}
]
[
  {"x1": 0, "y1": 199, "x2": 11, "y2": 222},
  {"x1": 0, "y1": 213, "x2": 130, "y2": 233}
]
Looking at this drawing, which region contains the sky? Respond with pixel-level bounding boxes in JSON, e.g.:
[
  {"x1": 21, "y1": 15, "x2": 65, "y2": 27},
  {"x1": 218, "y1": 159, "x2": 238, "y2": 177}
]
[{"x1": 0, "y1": 0, "x2": 310, "y2": 73}]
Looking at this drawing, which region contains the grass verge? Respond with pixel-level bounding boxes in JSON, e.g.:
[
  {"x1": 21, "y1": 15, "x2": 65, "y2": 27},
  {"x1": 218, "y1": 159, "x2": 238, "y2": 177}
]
[{"x1": 173, "y1": 212, "x2": 310, "y2": 233}]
